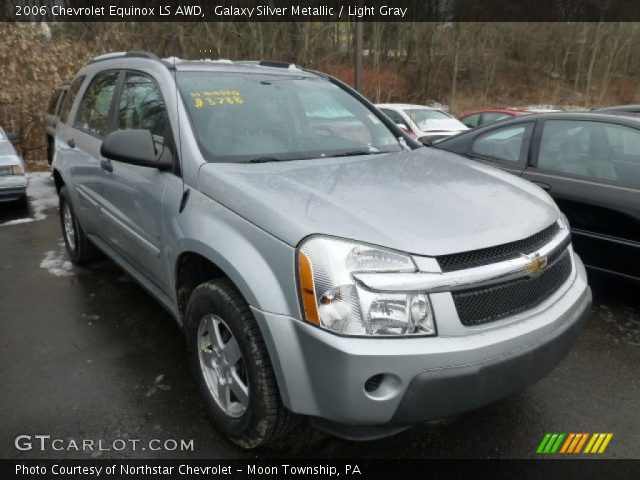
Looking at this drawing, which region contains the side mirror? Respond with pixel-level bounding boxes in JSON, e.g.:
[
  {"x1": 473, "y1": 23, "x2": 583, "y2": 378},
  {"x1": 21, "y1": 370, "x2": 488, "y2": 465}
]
[
  {"x1": 6, "y1": 132, "x2": 21, "y2": 142},
  {"x1": 396, "y1": 123, "x2": 418, "y2": 139},
  {"x1": 396, "y1": 123, "x2": 410, "y2": 134},
  {"x1": 100, "y1": 129, "x2": 172, "y2": 170}
]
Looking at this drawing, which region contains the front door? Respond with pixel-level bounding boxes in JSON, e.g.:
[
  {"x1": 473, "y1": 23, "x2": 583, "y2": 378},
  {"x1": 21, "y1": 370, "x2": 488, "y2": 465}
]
[{"x1": 98, "y1": 71, "x2": 179, "y2": 292}]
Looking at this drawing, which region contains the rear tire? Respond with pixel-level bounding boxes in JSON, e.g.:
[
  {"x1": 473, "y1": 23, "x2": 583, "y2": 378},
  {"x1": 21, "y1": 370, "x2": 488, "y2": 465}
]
[
  {"x1": 59, "y1": 186, "x2": 102, "y2": 264},
  {"x1": 185, "y1": 278, "x2": 298, "y2": 448}
]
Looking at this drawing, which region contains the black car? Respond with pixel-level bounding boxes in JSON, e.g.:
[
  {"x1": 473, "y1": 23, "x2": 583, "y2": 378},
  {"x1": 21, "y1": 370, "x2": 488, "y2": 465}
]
[{"x1": 435, "y1": 112, "x2": 640, "y2": 281}]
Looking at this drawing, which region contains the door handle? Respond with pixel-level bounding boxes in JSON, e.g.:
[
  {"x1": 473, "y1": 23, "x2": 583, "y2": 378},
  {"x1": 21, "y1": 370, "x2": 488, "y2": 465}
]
[
  {"x1": 67, "y1": 138, "x2": 75, "y2": 148},
  {"x1": 100, "y1": 159, "x2": 113, "y2": 172},
  {"x1": 532, "y1": 181, "x2": 551, "y2": 191}
]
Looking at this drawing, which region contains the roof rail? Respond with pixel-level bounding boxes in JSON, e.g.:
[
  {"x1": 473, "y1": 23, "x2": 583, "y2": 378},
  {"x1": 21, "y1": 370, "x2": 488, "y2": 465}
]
[
  {"x1": 258, "y1": 60, "x2": 297, "y2": 69},
  {"x1": 89, "y1": 51, "x2": 161, "y2": 64}
]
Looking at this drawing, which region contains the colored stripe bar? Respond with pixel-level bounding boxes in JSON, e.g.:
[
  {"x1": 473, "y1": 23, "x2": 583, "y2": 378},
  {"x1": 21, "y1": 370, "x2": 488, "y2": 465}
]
[
  {"x1": 550, "y1": 433, "x2": 566, "y2": 453},
  {"x1": 567, "y1": 433, "x2": 582, "y2": 453},
  {"x1": 574, "y1": 433, "x2": 589, "y2": 453},
  {"x1": 537, "y1": 432, "x2": 612, "y2": 455},
  {"x1": 544, "y1": 433, "x2": 559, "y2": 453},
  {"x1": 560, "y1": 433, "x2": 575, "y2": 453},
  {"x1": 598, "y1": 434, "x2": 613, "y2": 453},
  {"x1": 591, "y1": 434, "x2": 606, "y2": 453},
  {"x1": 537, "y1": 433, "x2": 552, "y2": 454},
  {"x1": 584, "y1": 433, "x2": 598, "y2": 453}
]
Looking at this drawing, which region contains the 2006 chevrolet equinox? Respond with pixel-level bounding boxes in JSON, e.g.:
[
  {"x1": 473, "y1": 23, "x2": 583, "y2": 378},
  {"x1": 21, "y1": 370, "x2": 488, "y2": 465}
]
[{"x1": 52, "y1": 52, "x2": 592, "y2": 448}]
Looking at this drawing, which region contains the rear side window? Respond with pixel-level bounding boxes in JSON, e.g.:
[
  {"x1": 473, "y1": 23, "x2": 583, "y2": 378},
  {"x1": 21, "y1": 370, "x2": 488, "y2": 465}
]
[
  {"x1": 471, "y1": 124, "x2": 533, "y2": 164},
  {"x1": 59, "y1": 76, "x2": 85, "y2": 124},
  {"x1": 117, "y1": 72, "x2": 168, "y2": 151},
  {"x1": 75, "y1": 71, "x2": 119, "y2": 137},
  {"x1": 481, "y1": 112, "x2": 511, "y2": 125},
  {"x1": 461, "y1": 113, "x2": 480, "y2": 128}
]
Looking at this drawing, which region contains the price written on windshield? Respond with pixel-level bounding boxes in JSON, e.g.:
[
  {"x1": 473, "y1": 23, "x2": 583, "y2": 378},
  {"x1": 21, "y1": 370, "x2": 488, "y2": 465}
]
[{"x1": 191, "y1": 91, "x2": 244, "y2": 108}]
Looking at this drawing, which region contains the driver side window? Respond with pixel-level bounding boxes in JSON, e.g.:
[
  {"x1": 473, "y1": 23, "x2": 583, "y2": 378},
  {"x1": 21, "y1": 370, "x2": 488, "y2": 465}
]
[
  {"x1": 470, "y1": 124, "x2": 532, "y2": 164},
  {"x1": 117, "y1": 72, "x2": 168, "y2": 152}
]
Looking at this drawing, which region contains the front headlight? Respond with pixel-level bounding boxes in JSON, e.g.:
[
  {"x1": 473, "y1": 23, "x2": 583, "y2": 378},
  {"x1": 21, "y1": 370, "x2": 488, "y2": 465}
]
[{"x1": 298, "y1": 236, "x2": 436, "y2": 337}]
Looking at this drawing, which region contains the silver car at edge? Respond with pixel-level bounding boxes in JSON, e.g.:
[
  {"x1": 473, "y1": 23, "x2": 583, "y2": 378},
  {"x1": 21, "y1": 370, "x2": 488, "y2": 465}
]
[
  {"x1": 52, "y1": 52, "x2": 592, "y2": 448},
  {"x1": 0, "y1": 127, "x2": 28, "y2": 204}
]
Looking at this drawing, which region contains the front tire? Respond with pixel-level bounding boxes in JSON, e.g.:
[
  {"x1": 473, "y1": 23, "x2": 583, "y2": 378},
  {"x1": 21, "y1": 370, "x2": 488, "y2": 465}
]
[
  {"x1": 59, "y1": 186, "x2": 101, "y2": 264},
  {"x1": 185, "y1": 279, "x2": 297, "y2": 448}
]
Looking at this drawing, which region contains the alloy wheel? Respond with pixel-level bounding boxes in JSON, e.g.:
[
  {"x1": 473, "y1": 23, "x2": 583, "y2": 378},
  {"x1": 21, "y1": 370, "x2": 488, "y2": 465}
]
[{"x1": 197, "y1": 314, "x2": 249, "y2": 418}]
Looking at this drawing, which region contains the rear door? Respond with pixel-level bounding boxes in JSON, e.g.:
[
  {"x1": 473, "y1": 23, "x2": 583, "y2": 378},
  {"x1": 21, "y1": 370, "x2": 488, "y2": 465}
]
[
  {"x1": 523, "y1": 118, "x2": 640, "y2": 279},
  {"x1": 56, "y1": 73, "x2": 118, "y2": 235},
  {"x1": 97, "y1": 70, "x2": 179, "y2": 291}
]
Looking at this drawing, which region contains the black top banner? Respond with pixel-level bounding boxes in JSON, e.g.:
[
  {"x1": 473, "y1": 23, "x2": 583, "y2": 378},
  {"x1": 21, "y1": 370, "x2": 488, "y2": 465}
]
[{"x1": 3, "y1": 0, "x2": 640, "y2": 22}]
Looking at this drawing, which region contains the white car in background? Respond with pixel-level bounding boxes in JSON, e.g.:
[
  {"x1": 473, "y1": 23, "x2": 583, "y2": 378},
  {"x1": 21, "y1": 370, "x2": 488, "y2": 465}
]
[
  {"x1": 377, "y1": 103, "x2": 469, "y2": 145},
  {"x1": 0, "y1": 127, "x2": 28, "y2": 205}
]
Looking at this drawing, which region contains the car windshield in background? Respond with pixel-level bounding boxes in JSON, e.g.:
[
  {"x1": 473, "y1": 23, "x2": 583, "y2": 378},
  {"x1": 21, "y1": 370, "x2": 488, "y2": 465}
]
[
  {"x1": 404, "y1": 108, "x2": 466, "y2": 132},
  {"x1": 177, "y1": 72, "x2": 403, "y2": 163}
]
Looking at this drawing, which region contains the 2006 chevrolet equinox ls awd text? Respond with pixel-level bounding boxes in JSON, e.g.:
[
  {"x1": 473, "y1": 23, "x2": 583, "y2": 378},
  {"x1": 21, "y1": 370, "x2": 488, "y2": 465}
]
[{"x1": 52, "y1": 52, "x2": 592, "y2": 448}]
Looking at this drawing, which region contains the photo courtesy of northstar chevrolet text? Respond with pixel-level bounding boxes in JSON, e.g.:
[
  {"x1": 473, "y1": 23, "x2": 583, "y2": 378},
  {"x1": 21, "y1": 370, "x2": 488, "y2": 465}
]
[{"x1": 0, "y1": 0, "x2": 639, "y2": 477}]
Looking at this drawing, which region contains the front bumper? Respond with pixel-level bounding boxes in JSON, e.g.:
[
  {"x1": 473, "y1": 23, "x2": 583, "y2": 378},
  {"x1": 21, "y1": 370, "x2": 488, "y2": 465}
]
[
  {"x1": 252, "y1": 253, "x2": 591, "y2": 439},
  {"x1": 0, "y1": 175, "x2": 28, "y2": 202}
]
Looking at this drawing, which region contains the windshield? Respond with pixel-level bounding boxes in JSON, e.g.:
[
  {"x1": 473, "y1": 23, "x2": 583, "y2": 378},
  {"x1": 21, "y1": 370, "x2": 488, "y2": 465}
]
[
  {"x1": 404, "y1": 109, "x2": 464, "y2": 131},
  {"x1": 177, "y1": 72, "x2": 403, "y2": 162}
]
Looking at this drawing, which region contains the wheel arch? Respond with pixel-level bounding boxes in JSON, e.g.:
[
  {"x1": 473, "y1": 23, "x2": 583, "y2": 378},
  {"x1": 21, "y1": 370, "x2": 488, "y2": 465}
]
[
  {"x1": 52, "y1": 168, "x2": 65, "y2": 194},
  {"x1": 173, "y1": 236, "x2": 298, "y2": 324}
]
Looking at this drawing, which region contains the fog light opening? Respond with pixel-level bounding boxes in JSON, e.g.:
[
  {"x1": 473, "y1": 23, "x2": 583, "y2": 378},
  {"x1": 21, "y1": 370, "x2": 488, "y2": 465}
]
[
  {"x1": 363, "y1": 373, "x2": 402, "y2": 400},
  {"x1": 364, "y1": 374, "x2": 383, "y2": 392}
]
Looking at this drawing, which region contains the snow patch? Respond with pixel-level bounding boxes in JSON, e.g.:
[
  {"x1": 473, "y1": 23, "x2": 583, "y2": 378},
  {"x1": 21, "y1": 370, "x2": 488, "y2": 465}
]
[
  {"x1": 513, "y1": 104, "x2": 587, "y2": 113},
  {"x1": 40, "y1": 244, "x2": 74, "y2": 277},
  {"x1": 1, "y1": 172, "x2": 58, "y2": 227}
]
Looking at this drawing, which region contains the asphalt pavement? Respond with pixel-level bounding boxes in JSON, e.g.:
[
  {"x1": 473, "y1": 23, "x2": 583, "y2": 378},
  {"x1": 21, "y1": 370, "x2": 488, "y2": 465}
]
[{"x1": 1, "y1": 173, "x2": 638, "y2": 459}]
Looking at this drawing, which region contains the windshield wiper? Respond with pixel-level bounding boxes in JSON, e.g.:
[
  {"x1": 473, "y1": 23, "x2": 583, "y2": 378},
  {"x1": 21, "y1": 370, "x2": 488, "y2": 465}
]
[
  {"x1": 327, "y1": 150, "x2": 387, "y2": 158},
  {"x1": 243, "y1": 157, "x2": 288, "y2": 164}
]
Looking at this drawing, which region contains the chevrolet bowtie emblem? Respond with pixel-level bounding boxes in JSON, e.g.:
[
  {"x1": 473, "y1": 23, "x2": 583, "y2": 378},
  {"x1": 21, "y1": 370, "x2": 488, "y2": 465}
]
[{"x1": 524, "y1": 254, "x2": 548, "y2": 275}]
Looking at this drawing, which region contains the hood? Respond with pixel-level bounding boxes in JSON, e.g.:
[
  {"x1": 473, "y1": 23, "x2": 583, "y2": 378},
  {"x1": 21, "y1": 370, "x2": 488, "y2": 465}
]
[
  {"x1": 416, "y1": 118, "x2": 468, "y2": 134},
  {"x1": 198, "y1": 149, "x2": 559, "y2": 256}
]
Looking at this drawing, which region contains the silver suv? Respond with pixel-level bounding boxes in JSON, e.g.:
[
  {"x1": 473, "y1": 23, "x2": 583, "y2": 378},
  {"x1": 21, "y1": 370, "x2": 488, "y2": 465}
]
[{"x1": 52, "y1": 52, "x2": 592, "y2": 448}]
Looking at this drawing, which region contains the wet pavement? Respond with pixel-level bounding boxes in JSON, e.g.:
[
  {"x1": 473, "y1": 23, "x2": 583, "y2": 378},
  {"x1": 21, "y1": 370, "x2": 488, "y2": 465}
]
[{"x1": 1, "y1": 173, "x2": 639, "y2": 459}]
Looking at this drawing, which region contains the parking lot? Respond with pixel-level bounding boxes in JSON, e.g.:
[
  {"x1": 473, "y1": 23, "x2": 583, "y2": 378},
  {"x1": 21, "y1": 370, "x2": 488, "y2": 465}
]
[{"x1": 1, "y1": 173, "x2": 639, "y2": 459}]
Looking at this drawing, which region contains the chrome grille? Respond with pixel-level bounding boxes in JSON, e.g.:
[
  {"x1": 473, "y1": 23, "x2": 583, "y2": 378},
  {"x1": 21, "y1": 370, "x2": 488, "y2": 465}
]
[
  {"x1": 452, "y1": 247, "x2": 572, "y2": 326},
  {"x1": 437, "y1": 222, "x2": 560, "y2": 272}
]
